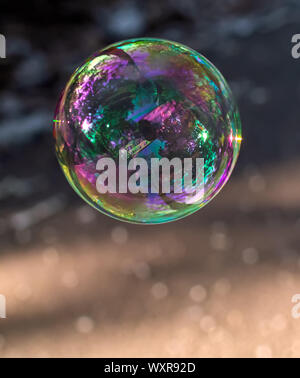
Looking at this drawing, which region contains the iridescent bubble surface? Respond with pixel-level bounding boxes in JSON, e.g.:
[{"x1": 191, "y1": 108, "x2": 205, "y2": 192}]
[{"x1": 54, "y1": 38, "x2": 242, "y2": 224}]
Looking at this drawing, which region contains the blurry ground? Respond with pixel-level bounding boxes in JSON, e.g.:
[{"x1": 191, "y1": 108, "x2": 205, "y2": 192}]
[
  {"x1": 1, "y1": 159, "x2": 300, "y2": 358},
  {"x1": 1, "y1": 0, "x2": 300, "y2": 358}
]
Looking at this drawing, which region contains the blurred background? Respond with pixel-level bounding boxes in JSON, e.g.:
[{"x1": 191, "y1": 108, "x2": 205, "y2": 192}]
[{"x1": 1, "y1": 0, "x2": 300, "y2": 358}]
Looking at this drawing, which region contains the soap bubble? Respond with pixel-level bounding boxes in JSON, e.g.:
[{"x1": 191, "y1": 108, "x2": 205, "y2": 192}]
[{"x1": 54, "y1": 38, "x2": 241, "y2": 224}]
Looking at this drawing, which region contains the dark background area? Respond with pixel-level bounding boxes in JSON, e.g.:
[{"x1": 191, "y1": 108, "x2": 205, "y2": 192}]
[
  {"x1": 0, "y1": 0, "x2": 300, "y2": 358},
  {"x1": 1, "y1": 0, "x2": 300, "y2": 213}
]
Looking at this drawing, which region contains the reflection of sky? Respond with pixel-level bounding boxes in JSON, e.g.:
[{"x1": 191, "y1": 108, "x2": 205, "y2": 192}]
[{"x1": 138, "y1": 139, "x2": 165, "y2": 160}]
